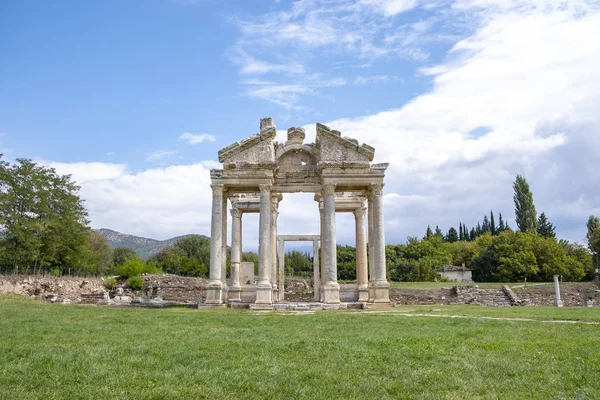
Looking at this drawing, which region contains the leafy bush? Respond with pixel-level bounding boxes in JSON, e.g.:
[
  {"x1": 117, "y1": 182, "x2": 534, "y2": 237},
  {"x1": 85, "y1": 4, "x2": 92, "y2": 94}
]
[
  {"x1": 50, "y1": 268, "x2": 60, "y2": 277},
  {"x1": 104, "y1": 276, "x2": 117, "y2": 289},
  {"x1": 115, "y1": 258, "x2": 145, "y2": 278},
  {"x1": 127, "y1": 275, "x2": 143, "y2": 290}
]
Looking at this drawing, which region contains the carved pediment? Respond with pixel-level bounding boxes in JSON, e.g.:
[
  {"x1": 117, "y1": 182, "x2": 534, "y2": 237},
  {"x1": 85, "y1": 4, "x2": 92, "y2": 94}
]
[
  {"x1": 315, "y1": 123, "x2": 375, "y2": 163},
  {"x1": 218, "y1": 118, "x2": 277, "y2": 165}
]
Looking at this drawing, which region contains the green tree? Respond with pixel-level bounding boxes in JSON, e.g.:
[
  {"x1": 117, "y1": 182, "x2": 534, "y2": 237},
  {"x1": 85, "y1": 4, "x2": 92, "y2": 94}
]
[
  {"x1": 85, "y1": 231, "x2": 113, "y2": 275},
  {"x1": 112, "y1": 247, "x2": 140, "y2": 267},
  {"x1": 586, "y1": 216, "x2": 600, "y2": 270},
  {"x1": 0, "y1": 157, "x2": 89, "y2": 273},
  {"x1": 424, "y1": 225, "x2": 433, "y2": 240},
  {"x1": 482, "y1": 216, "x2": 491, "y2": 234},
  {"x1": 513, "y1": 174, "x2": 537, "y2": 232},
  {"x1": 434, "y1": 225, "x2": 443, "y2": 239},
  {"x1": 498, "y1": 213, "x2": 506, "y2": 232},
  {"x1": 537, "y1": 212, "x2": 556, "y2": 239},
  {"x1": 445, "y1": 227, "x2": 458, "y2": 243},
  {"x1": 490, "y1": 211, "x2": 496, "y2": 235}
]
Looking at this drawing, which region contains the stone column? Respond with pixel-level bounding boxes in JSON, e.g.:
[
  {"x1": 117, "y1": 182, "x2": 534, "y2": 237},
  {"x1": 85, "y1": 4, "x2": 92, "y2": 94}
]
[
  {"x1": 368, "y1": 194, "x2": 374, "y2": 283},
  {"x1": 319, "y1": 203, "x2": 326, "y2": 302},
  {"x1": 271, "y1": 196, "x2": 279, "y2": 299},
  {"x1": 278, "y1": 239, "x2": 285, "y2": 301},
  {"x1": 554, "y1": 275, "x2": 563, "y2": 307},
  {"x1": 368, "y1": 183, "x2": 390, "y2": 303},
  {"x1": 256, "y1": 184, "x2": 273, "y2": 304},
  {"x1": 204, "y1": 184, "x2": 224, "y2": 304},
  {"x1": 354, "y1": 206, "x2": 369, "y2": 302},
  {"x1": 228, "y1": 208, "x2": 242, "y2": 302},
  {"x1": 313, "y1": 239, "x2": 321, "y2": 302},
  {"x1": 322, "y1": 184, "x2": 340, "y2": 304}
]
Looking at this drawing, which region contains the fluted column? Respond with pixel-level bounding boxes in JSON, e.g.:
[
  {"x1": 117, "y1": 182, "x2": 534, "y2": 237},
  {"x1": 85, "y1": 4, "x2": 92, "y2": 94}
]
[
  {"x1": 322, "y1": 183, "x2": 340, "y2": 304},
  {"x1": 313, "y1": 239, "x2": 321, "y2": 301},
  {"x1": 368, "y1": 183, "x2": 390, "y2": 303},
  {"x1": 255, "y1": 184, "x2": 273, "y2": 304},
  {"x1": 270, "y1": 195, "x2": 279, "y2": 299},
  {"x1": 368, "y1": 194, "x2": 374, "y2": 283},
  {"x1": 354, "y1": 205, "x2": 369, "y2": 302},
  {"x1": 319, "y1": 204, "x2": 325, "y2": 302},
  {"x1": 221, "y1": 195, "x2": 228, "y2": 288},
  {"x1": 228, "y1": 208, "x2": 242, "y2": 302},
  {"x1": 204, "y1": 184, "x2": 224, "y2": 304}
]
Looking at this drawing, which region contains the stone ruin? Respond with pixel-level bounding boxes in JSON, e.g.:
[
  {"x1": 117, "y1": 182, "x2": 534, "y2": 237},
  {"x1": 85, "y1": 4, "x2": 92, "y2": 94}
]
[{"x1": 202, "y1": 118, "x2": 391, "y2": 309}]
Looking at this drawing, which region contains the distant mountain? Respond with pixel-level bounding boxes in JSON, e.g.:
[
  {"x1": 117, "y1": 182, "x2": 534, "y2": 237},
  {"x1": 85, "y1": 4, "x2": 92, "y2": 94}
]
[{"x1": 95, "y1": 228, "x2": 208, "y2": 260}]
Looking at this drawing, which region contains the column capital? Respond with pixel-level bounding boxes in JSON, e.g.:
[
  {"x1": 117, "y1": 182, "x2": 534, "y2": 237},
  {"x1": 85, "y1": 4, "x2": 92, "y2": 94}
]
[
  {"x1": 371, "y1": 183, "x2": 384, "y2": 196},
  {"x1": 230, "y1": 208, "x2": 243, "y2": 219},
  {"x1": 354, "y1": 206, "x2": 367, "y2": 219},
  {"x1": 258, "y1": 184, "x2": 271, "y2": 195},
  {"x1": 211, "y1": 184, "x2": 225, "y2": 196},
  {"x1": 322, "y1": 183, "x2": 336, "y2": 196}
]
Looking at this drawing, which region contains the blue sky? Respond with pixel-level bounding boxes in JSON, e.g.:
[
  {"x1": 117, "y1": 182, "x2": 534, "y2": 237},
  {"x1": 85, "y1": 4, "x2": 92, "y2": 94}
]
[{"x1": 2, "y1": 0, "x2": 600, "y2": 249}]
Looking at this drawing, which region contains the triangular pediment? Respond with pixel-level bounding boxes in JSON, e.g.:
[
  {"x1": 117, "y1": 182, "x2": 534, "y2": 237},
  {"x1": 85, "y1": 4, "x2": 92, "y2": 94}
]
[
  {"x1": 315, "y1": 123, "x2": 375, "y2": 163},
  {"x1": 218, "y1": 119, "x2": 277, "y2": 164}
]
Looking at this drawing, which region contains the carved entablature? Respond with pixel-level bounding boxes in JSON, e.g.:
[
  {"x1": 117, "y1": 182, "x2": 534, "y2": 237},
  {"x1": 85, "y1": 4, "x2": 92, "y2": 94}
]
[{"x1": 212, "y1": 118, "x2": 387, "y2": 192}]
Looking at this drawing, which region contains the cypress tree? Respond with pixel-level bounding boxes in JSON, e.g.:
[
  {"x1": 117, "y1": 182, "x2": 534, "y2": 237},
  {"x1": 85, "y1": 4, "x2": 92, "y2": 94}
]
[
  {"x1": 459, "y1": 222, "x2": 464, "y2": 241},
  {"x1": 424, "y1": 225, "x2": 433, "y2": 240},
  {"x1": 470, "y1": 227, "x2": 477, "y2": 241},
  {"x1": 482, "y1": 216, "x2": 490, "y2": 234},
  {"x1": 513, "y1": 174, "x2": 537, "y2": 232},
  {"x1": 490, "y1": 210, "x2": 496, "y2": 235},
  {"x1": 498, "y1": 213, "x2": 506, "y2": 232},
  {"x1": 463, "y1": 224, "x2": 469, "y2": 241},
  {"x1": 434, "y1": 225, "x2": 443, "y2": 238},
  {"x1": 476, "y1": 222, "x2": 482, "y2": 236}
]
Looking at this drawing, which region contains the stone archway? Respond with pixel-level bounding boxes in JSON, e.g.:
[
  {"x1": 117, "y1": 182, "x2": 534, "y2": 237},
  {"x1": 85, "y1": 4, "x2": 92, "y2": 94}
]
[{"x1": 200, "y1": 118, "x2": 390, "y2": 309}]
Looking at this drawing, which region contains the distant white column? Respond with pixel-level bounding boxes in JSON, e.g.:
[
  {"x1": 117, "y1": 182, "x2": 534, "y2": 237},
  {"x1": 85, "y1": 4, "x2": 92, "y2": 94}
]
[
  {"x1": 278, "y1": 239, "x2": 285, "y2": 301},
  {"x1": 313, "y1": 239, "x2": 321, "y2": 302},
  {"x1": 255, "y1": 184, "x2": 273, "y2": 304},
  {"x1": 322, "y1": 184, "x2": 340, "y2": 304},
  {"x1": 228, "y1": 208, "x2": 242, "y2": 302},
  {"x1": 354, "y1": 205, "x2": 368, "y2": 302},
  {"x1": 205, "y1": 184, "x2": 224, "y2": 304},
  {"x1": 554, "y1": 275, "x2": 563, "y2": 307}
]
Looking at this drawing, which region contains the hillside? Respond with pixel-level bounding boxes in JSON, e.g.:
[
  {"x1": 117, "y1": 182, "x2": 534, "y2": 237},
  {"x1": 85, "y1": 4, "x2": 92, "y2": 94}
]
[{"x1": 95, "y1": 229, "x2": 208, "y2": 260}]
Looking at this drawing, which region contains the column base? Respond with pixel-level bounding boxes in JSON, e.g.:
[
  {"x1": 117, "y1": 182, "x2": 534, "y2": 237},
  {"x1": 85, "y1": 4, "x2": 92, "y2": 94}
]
[
  {"x1": 368, "y1": 281, "x2": 390, "y2": 303},
  {"x1": 357, "y1": 284, "x2": 369, "y2": 302},
  {"x1": 555, "y1": 300, "x2": 564, "y2": 307},
  {"x1": 228, "y1": 285, "x2": 241, "y2": 303},
  {"x1": 322, "y1": 282, "x2": 340, "y2": 304},
  {"x1": 255, "y1": 281, "x2": 273, "y2": 304},
  {"x1": 204, "y1": 281, "x2": 224, "y2": 305}
]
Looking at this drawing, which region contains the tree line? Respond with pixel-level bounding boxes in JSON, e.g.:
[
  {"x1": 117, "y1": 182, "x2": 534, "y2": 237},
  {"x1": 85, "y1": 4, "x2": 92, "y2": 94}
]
[{"x1": 1, "y1": 157, "x2": 598, "y2": 283}]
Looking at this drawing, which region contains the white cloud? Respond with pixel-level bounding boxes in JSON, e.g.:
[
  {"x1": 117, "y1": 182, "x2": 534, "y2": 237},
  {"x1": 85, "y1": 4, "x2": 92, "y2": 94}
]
[
  {"x1": 46, "y1": 162, "x2": 216, "y2": 240},
  {"x1": 179, "y1": 133, "x2": 216, "y2": 144},
  {"x1": 147, "y1": 150, "x2": 179, "y2": 161},
  {"x1": 39, "y1": 1, "x2": 600, "y2": 248},
  {"x1": 354, "y1": 75, "x2": 397, "y2": 85}
]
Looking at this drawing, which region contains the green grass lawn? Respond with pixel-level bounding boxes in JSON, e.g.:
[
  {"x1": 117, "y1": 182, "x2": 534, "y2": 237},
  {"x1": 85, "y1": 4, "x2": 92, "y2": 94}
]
[{"x1": 1, "y1": 295, "x2": 599, "y2": 399}]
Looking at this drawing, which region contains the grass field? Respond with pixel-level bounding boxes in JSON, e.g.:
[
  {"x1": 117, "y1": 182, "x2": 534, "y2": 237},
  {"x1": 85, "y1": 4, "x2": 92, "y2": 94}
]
[{"x1": 1, "y1": 295, "x2": 599, "y2": 399}]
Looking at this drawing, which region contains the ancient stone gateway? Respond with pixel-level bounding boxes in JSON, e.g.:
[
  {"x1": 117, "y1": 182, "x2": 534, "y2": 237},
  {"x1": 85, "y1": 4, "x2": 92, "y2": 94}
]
[{"x1": 202, "y1": 118, "x2": 390, "y2": 308}]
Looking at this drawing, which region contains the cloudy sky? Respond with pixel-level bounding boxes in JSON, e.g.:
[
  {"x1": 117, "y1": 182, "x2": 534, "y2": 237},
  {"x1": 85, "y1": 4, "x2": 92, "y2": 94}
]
[{"x1": 1, "y1": 0, "x2": 599, "y2": 250}]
